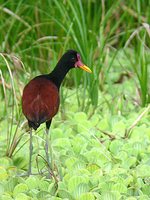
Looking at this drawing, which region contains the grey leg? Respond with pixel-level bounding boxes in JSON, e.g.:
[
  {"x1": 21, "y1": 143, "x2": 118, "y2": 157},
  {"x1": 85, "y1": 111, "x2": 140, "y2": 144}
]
[
  {"x1": 45, "y1": 120, "x2": 52, "y2": 168},
  {"x1": 28, "y1": 128, "x2": 33, "y2": 176}
]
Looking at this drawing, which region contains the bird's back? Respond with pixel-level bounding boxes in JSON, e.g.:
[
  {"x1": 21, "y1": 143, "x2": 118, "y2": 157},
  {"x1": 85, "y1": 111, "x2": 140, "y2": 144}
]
[{"x1": 22, "y1": 76, "x2": 59, "y2": 129}]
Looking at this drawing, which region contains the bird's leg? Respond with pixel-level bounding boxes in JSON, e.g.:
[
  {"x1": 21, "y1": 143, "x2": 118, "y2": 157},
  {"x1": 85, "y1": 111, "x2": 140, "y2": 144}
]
[
  {"x1": 45, "y1": 128, "x2": 50, "y2": 167},
  {"x1": 45, "y1": 120, "x2": 52, "y2": 168},
  {"x1": 28, "y1": 127, "x2": 33, "y2": 176}
]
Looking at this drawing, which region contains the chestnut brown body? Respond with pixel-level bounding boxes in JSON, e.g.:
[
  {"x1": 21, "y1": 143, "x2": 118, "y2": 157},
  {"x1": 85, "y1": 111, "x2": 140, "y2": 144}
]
[{"x1": 22, "y1": 76, "x2": 59, "y2": 130}]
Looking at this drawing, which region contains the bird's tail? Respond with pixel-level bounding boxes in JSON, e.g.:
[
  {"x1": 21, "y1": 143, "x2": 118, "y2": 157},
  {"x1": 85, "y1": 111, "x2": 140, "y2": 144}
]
[{"x1": 28, "y1": 120, "x2": 40, "y2": 130}]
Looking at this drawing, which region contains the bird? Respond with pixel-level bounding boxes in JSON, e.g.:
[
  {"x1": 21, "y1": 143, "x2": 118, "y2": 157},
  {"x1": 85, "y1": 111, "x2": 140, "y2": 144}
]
[{"x1": 22, "y1": 49, "x2": 92, "y2": 175}]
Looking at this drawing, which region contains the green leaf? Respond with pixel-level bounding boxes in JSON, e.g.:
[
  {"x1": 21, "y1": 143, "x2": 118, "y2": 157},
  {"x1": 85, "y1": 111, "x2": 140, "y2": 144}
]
[
  {"x1": 0, "y1": 157, "x2": 12, "y2": 168},
  {"x1": 84, "y1": 147, "x2": 110, "y2": 166},
  {"x1": 116, "y1": 151, "x2": 128, "y2": 161},
  {"x1": 13, "y1": 183, "x2": 28, "y2": 197},
  {"x1": 89, "y1": 169, "x2": 103, "y2": 186},
  {"x1": 136, "y1": 178, "x2": 144, "y2": 188},
  {"x1": 112, "y1": 121, "x2": 126, "y2": 137},
  {"x1": 0, "y1": 167, "x2": 8, "y2": 180},
  {"x1": 79, "y1": 192, "x2": 95, "y2": 200},
  {"x1": 38, "y1": 180, "x2": 49, "y2": 191},
  {"x1": 25, "y1": 176, "x2": 39, "y2": 190},
  {"x1": 90, "y1": 114, "x2": 100, "y2": 127},
  {"x1": 51, "y1": 128, "x2": 64, "y2": 140},
  {"x1": 57, "y1": 181, "x2": 67, "y2": 190},
  {"x1": 15, "y1": 193, "x2": 31, "y2": 200},
  {"x1": 28, "y1": 189, "x2": 39, "y2": 198},
  {"x1": 0, "y1": 193, "x2": 13, "y2": 200},
  {"x1": 109, "y1": 140, "x2": 123, "y2": 155},
  {"x1": 123, "y1": 156, "x2": 137, "y2": 168},
  {"x1": 48, "y1": 183, "x2": 57, "y2": 195},
  {"x1": 13, "y1": 156, "x2": 27, "y2": 169},
  {"x1": 86, "y1": 164, "x2": 100, "y2": 173},
  {"x1": 138, "y1": 195, "x2": 150, "y2": 200},
  {"x1": 101, "y1": 191, "x2": 121, "y2": 200},
  {"x1": 93, "y1": 192, "x2": 101, "y2": 199},
  {"x1": 133, "y1": 142, "x2": 143, "y2": 154},
  {"x1": 97, "y1": 118, "x2": 109, "y2": 131},
  {"x1": 124, "y1": 175, "x2": 134, "y2": 186},
  {"x1": 136, "y1": 164, "x2": 150, "y2": 177},
  {"x1": 68, "y1": 175, "x2": 88, "y2": 193},
  {"x1": 112, "y1": 183, "x2": 127, "y2": 193},
  {"x1": 74, "y1": 112, "x2": 87, "y2": 122},
  {"x1": 7, "y1": 166, "x2": 17, "y2": 176},
  {"x1": 37, "y1": 191, "x2": 51, "y2": 199},
  {"x1": 72, "y1": 162, "x2": 87, "y2": 172},
  {"x1": 52, "y1": 138, "x2": 71, "y2": 149},
  {"x1": 57, "y1": 189, "x2": 74, "y2": 200},
  {"x1": 0, "y1": 183, "x2": 4, "y2": 195},
  {"x1": 71, "y1": 136, "x2": 87, "y2": 154},
  {"x1": 49, "y1": 197, "x2": 62, "y2": 200},
  {"x1": 141, "y1": 185, "x2": 150, "y2": 196},
  {"x1": 65, "y1": 157, "x2": 78, "y2": 170},
  {"x1": 77, "y1": 121, "x2": 92, "y2": 132},
  {"x1": 4, "y1": 177, "x2": 18, "y2": 193},
  {"x1": 99, "y1": 182, "x2": 114, "y2": 193},
  {"x1": 72, "y1": 183, "x2": 89, "y2": 199}
]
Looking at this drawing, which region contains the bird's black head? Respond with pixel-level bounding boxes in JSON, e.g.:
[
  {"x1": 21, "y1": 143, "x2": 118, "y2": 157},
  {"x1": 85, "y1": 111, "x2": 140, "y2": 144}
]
[
  {"x1": 58, "y1": 49, "x2": 92, "y2": 73},
  {"x1": 49, "y1": 49, "x2": 92, "y2": 88}
]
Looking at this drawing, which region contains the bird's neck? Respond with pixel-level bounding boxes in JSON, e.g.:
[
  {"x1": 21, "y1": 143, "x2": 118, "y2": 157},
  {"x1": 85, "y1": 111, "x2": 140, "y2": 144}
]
[{"x1": 49, "y1": 62, "x2": 70, "y2": 89}]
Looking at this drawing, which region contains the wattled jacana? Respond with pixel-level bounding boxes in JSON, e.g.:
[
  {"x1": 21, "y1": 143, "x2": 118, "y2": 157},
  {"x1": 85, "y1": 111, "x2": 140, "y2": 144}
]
[{"x1": 22, "y1": 50, "x2": 92, "y2": 175}]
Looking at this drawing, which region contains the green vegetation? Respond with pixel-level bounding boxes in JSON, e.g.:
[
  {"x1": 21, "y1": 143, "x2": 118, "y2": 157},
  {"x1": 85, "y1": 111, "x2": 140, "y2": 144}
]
[{"x1": 0, "y1": 0, "x2": 150, "y2": 199}]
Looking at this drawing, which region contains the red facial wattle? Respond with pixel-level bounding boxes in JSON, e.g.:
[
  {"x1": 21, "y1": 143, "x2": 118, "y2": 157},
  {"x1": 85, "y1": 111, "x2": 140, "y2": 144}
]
[{"x1": 75, "y1": 54, "x2": 92, "y2": 73}]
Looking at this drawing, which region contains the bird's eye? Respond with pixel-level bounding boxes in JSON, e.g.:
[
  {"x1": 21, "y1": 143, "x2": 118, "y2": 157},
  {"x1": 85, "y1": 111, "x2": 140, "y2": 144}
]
[{"x1": 71, "y1": 57, "x2": 76, "y2": 61}]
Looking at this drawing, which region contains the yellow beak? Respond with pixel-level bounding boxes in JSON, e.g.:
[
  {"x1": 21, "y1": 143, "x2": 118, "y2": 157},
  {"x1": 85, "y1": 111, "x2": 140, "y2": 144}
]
[{"x1": 79, "y1": 65, "x2": 92, "y2": 73}]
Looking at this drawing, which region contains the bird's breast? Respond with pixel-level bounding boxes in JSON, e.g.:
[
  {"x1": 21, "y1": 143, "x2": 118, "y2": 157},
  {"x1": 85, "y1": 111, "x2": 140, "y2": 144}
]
[{"x1": 22, "y1": 77, "x2": 59, "y2": 124}]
